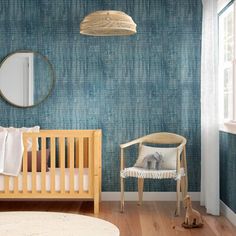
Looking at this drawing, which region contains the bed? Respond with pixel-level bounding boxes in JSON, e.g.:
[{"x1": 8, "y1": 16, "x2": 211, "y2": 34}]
[{"x1": 0, "y1": 130, "x2": 102, "y2": 214}]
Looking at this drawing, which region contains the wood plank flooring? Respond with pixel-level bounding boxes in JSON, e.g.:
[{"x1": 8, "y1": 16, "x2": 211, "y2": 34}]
[{"x1": 0, "y1": 201, "x2": 235, "y2": 236}]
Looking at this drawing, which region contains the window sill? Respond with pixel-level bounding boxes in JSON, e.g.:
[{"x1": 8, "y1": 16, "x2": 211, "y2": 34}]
[{"x1": 219, "y1": 121, "x2": 236, "y2": 135}]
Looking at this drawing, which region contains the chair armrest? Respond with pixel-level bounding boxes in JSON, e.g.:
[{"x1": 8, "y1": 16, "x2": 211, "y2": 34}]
[
  {"x1": 120, "y1": 138, "x2": 141, "y2": 171},
  {"x1": 177, "y1": 144, "x2": 184, "y2": 153},
  {"x1": 176, "y1": 144, "x2": 186, "y2": 174},
  {"x1": 120, "y1": 138, "x2": 141, "y2": 149}
]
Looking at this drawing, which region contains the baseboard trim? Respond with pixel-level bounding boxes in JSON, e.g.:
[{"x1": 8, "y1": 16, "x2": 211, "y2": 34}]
[
  {"x1": 101, "y1": 192, "x2": 200, "y2": 201},
  {"x1": 220, "y1": 200, "x2": 236, "y2": 227}
]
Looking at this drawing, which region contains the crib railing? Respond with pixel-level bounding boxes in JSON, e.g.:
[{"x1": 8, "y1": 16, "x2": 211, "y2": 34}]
[{"x1": 0, "y1": 130, "x2": 102, "y2": 213}]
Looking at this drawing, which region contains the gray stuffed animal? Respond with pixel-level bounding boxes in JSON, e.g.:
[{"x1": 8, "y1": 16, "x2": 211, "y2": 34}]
[{"x1": 140, "y1": 152, "x2": 163, "y2": 170}]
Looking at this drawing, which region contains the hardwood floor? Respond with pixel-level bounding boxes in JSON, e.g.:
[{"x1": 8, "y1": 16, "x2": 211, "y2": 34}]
[{"x1": 0, "y1": 201, "x2": 235, "y2": 236}]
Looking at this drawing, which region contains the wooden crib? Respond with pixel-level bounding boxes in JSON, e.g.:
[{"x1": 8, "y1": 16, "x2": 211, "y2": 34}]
[{"x1": 0, "y1": 130, "x2": 102, "y2": 214}]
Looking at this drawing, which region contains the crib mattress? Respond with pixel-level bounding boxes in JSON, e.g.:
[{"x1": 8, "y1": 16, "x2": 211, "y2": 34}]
[{"x1": 0, "y1": 168, "x2": 89, "y2": 192}]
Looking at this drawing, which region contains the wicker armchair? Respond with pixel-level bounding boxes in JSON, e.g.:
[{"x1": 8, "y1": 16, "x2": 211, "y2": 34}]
[{"x1": 120, "y1": 132, "x2": 188, "y2": 216}]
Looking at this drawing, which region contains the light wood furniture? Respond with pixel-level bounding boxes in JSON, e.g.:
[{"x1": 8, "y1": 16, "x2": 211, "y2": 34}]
[
  {"x1": 120, "y1": 132, "x2": 188, "y2": 216},
  {"x1": 0, "y1": 130, "x2": 102, "y2": 214}
]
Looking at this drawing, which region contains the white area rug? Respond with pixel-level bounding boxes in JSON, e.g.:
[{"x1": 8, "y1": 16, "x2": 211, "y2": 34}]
[{"x1": 0, "y1": 211, "x2": 120, "y2": 236}]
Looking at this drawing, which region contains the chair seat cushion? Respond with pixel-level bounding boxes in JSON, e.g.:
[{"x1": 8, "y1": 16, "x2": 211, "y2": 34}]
[{"x1": 120, "y1": 167, "x2": 185, "y2": 180}]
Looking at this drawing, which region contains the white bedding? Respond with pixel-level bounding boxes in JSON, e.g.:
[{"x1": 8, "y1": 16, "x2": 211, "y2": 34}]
[
  {"x1": 0, "y1": 129, "x2": 24, "y2": 176},
  {"x1": 0, "y1": 168, "x2": 89, "y2": 192}
]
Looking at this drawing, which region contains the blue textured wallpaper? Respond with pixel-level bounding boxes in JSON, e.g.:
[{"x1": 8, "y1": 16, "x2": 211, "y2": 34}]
[
  {"x1": 34, "y1": 53, "x2": 52, "y2": 103},
  {"x1": 0, "y1": 0, "x2": 202, "y2": 191},
  {"x1": 220, "y1": 131, "x2": 236, "y2": 213}
]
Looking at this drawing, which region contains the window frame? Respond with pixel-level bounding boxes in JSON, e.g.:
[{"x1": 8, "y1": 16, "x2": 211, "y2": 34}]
[{"x1": 218, "y1": 0, "x2": 236, "y2": 134}]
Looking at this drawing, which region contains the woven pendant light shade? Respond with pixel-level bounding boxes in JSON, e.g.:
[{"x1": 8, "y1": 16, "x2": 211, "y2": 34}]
[{"x1": 80, "y1": 10, "x2": 137, "y2": 36}]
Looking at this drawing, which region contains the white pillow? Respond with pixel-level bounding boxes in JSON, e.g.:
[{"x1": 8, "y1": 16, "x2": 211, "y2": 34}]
[
  {"x1": 0, "y1": 126, "x2": 40, "y2": 151},
  {"x1": 134, "y1": 145, "x2": 178, "y2": 170}
]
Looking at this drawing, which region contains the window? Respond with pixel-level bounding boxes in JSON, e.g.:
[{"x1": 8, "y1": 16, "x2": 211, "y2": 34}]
[{"x1": 219, "y1": 3, "x2": 235, "y2": 123}]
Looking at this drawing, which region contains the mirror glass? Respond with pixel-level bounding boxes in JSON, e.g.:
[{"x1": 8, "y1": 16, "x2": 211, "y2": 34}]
[{"x1": 0, "y1": 51, "x2": 54, "y2": 107}]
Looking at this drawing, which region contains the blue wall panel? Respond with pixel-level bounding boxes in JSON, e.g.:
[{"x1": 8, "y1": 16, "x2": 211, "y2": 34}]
[
  {"x1": 0, "y1": 0, "x2": 202, "y2": 191},
  {"x1": 220, "y1": 131, "x2": 236, "y2": 213}
]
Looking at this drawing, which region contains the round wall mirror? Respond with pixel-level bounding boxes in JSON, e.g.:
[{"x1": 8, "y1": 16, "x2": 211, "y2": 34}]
[{"x1": 0, "y1": 51, "x2": 55, "y2": 107}]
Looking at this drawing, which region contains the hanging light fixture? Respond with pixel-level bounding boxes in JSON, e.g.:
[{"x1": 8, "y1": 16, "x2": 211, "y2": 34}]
[{"x1": 80, "y1": 10, "x2": 137, "y2": 36}]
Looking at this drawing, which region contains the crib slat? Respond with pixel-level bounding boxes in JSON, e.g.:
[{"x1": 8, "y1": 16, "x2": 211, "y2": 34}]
[
  {"x1": 75, "y1": 140, "x2": 79, "y2": 168},
  {"x1": 32, "y1": 137, "x2": 37, "y2": 194},
  {"x1": 89, "y1": 137, "x2": 93, "y2": 195},
  {"x1": 4, "y1": 176, "x2": 10, "y2": 194},
  {"x1": 14, "y1": 177, "x2": 18, "y2": 193},
  {"x1": 59, "y1": 137, "x2": 65, "y2": 194},
  {"x1": 23, "y1": 135, "x2": 28, "y2": 193},
  {"x1": 68, "y1": 137, "x2": 74, "y2": 194},
  {"x1": 79, "y1": 138, "x2": 84, "y2": 193},
  {"x1": 84, "y1": 138, "x2": 89, "y2": 168},
  {"x1": 41, "y1": 137, "x2": 46, "y2": 194},
  {"x1": 67, "y1": 140, "x2": 70, "y2": 168},
  {"x1": 50, "y1": 138, "x2": 56, "y2": 193}
]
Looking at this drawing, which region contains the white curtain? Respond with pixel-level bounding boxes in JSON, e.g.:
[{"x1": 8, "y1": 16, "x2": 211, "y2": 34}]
[{"x1": 201, "y1": 0, "x2": 219, "y2": 215}]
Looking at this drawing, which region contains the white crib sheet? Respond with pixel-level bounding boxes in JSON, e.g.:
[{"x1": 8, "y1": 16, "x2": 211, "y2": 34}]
[{"x1": 0, "y1": 168, "x2": 89, "y2": 192}]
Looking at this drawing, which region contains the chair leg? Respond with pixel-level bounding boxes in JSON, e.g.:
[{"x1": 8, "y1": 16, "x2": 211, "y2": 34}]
[
  {"x1": 175, "y1": 179, "x2": 181, "y2": 216},
  {"x1": 120, "y1": 177, "x2": 125, "y2": 212},
  {"x1": 181, "y1": 176, "x2": 188, "y2": 208},
  {"x1": 138, "y1": 178, "x2": 144, "y2": 205}
]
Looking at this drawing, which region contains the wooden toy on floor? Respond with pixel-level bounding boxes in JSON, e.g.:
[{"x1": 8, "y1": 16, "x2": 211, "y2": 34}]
[{"x1": 182, "y1": 195, "x2": 203, "y2": 228}]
